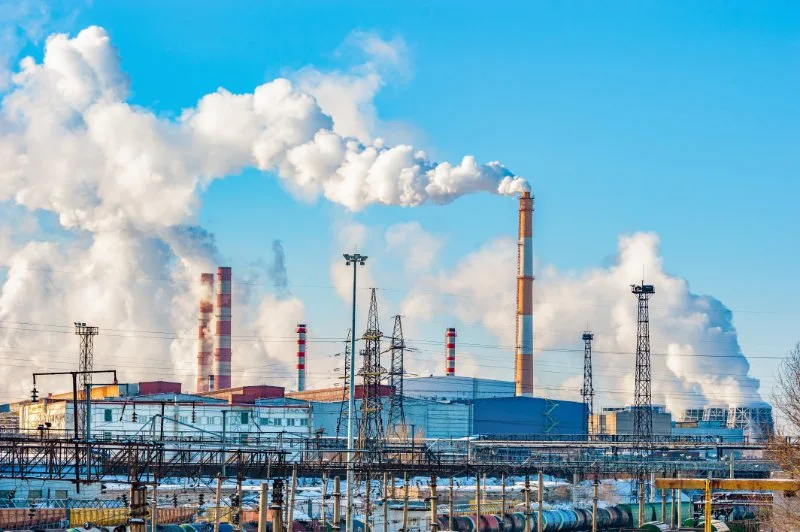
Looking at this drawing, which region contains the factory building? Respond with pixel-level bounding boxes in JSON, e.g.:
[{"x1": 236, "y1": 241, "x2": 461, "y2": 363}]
[
  {"x1": 12, "y1": 381, "x2": 311, "y2": 441},
  {"x1": 679, "y1": 404, "x2": 773, "y2": 441},
  {"x1": 402, "y1": 376, "x2": 515, "y2": 402},
  {"x1": 16, "y1": 394, "x2": 311, "y2": 440},
  {"x1": 305, "y1": 396, "x2": 472, "y2": 440},
  {"x1": 470, "y1": 396, "x2": 585, "y2": 436},
  {"x1": 590, "y1": 406, "x2": 672, "y2": 437}
]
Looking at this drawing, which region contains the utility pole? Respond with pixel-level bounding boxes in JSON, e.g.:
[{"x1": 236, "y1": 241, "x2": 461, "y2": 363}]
[
  {"x1": 581, "y1": 331, "x2": 594, "y2": 436},
  {"x1": 74, "y1": 323, "x2": 99, "y2": 436},
  {"x1": 387, "y1": 315, "x2": 406, "y2": 436},
  {"x1": 343, "y1": 252, "x2": 367, "y2": 532},
  {"x1": 591, "y1": 476, "x2": 598, "y2": 532},
  {"x1": 449, "y1": 477, "x2": 455, "y2": 532},
  {"x1": 258, "y1": 482, "x2": 269, "y2": 532}
]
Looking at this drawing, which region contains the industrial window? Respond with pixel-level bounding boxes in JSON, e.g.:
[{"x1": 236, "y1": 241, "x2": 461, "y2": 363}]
[
  {"x1": 28, "y1": 490, "x2": 42, "y2": 500},
  {"x1": 259, "y1": 417, "x2": 268, "y2": 426},
  {"x1": 54, "y1": 490, "x2": 68, "y2": 499},
  {"x1": 299, "y1": 419, "x2": 308, "y2": 427},
  {"x1": 240, "y1": 412, "x2": 248, "y2": 424},
  {"x1": 104, "y1": 409, "x2": 113, "y2": 422}
]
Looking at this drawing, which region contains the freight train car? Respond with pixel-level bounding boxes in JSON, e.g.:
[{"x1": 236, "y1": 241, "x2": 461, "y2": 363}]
[
  {"x1": 0, "y1": 508, "x2": 67, "y2": 529},
  {"x1": 441, "y1": 505, "x2": 633, "y2": 532}
]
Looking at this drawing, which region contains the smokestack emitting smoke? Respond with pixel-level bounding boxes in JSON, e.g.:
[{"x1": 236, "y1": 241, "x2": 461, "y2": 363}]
[
  {"x1": 446, "y1": 328, "x2": 456, "y2": 376},
  {"x1": 296, "y1": 323, "x2": 307, "y2": 391},
  {"x1": 196, "y1": 273, "x2": 215, "y2": 393},
  {"x1": 515, "y1": 191, "x2": 534, "y2": 396},
  {"x1": 213, "y1": 267, "x2": 232, "y2": 390}
]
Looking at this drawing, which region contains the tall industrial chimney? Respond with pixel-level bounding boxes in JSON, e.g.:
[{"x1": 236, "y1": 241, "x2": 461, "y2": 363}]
[
  {"x1": 213, "y1": 266, "x2": 232, "y2": 390},
  {"x1": 196, "y1": 273, "x2": 215, "y2": 393},
  {"x1": 515, "y1": 191, "x2": 534, "y2": 396},
  {"x1": 296, "y1": 323, "x2": 307, "y2": 391},
  {"x1": 445, "y1": 328, "x2": 456, "y2": 376}
]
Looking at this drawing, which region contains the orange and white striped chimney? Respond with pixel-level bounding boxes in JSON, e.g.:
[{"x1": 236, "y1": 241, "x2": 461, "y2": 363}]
[
  {"x1": 445, "y1": 328, "x2": 456, "y2": 376},
  {"x1": 196, "y1": 273, "x2": 215, "y2": 393},
  {"x1": 515, "y1": 191, "x2": 534, "y2": 396},
  {"x1": 296, "y1": 323, "x2": 307, "y2": 391},
  {"x1": 213, "y1": 266, "x2": 232, "y2": 390}
]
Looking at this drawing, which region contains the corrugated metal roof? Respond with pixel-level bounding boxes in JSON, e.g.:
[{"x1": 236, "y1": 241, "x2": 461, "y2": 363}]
[
  {"x1": 130, "y1": 393, "x2": 226, "y2": 404},
  {"x1": 255, "y1": 397, "x2": 310, "y2": 407}
]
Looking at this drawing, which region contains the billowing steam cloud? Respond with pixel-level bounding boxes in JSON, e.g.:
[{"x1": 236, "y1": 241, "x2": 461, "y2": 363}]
[
  {"x1": 0, "y1": 26, "x2": 525, "y2": 398},
  {"x1": 396, "y1": 227, "x2": 762, "y2": 414},
  {"x1": 0, "y1": 26, "x2": 527, "y2": 227}
]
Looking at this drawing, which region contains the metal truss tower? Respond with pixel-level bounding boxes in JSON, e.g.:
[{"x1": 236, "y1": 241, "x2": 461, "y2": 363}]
[
  {"x1": 631, "y1": 282, "x2": 655, "y2": 447},
  {"x1": 357, "y1": 289, "x2": 384, "y2": 458},
  {"x1": 387, "y1": 315, "x2": 406, "y2": 435},
  {"x1": 581, "y1": 331, "x2": 594, "y2": 436},
  {"x1": 336, "y1": 329, "x2": 352, "y2": 439},
  {"x1": 75, "y1": 322, "x2": 99, "y2": 435}
]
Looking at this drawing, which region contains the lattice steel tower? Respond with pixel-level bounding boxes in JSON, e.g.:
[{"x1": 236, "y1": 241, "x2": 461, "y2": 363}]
[
  {"x1": 387, "y1": 315, "x2": 406, "y2": 435},
  {"x1": 631, "y1": 282, "x2": 655, "y2": 446},
  {"x1": 581, "y1": 331, "x2": 594, "y2": 436},
  {"x1": 75, "y1": 322, "x2": 99, "y2": 434},
  {"x1": 357, "y1": 288, "x2": 385, "y2": 458},
  {"x1": 335, "y1": 329, "x2": 352, "y2": 439}
]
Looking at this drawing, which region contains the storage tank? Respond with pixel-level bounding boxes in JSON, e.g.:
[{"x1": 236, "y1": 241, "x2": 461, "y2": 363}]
[
  {"x1": 556, "y1": 509, "x2": 577, "y2": 530},
  {"x1": 594, "y1": 507, "x2": 611, "y2": 527},
  {"x1": 462, "y1": 515, "x2": 478, "y2": 531},
  {"x1": 697, "y1": 520, "x2": 731, "y2": 532},
  {"x1": 539, "y1": 510, "x2": 563, "y2": 531},
  {"x1": 495, "y1": 514, "x2": 512, "y2": 531},
  {"x1": 610, "y1": 504, "x2": 632, "y2": 527},
  {"x1": 480, "y1": 514, "x2": 500, "y2": 532},
  {"x1": 640, "y1": 523, "x2": 670, "y2": 532},
  {"x1": 573, "y1": 508, "x2": 589, "y2": 528},
  {"x1": 511, "y1": 512, "x2": 526, "y2": 531}
]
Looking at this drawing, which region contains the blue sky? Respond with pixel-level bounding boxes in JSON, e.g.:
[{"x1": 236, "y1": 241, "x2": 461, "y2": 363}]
[{"x1": 1, "y1": 1, "x2": 798, "y2": 409}]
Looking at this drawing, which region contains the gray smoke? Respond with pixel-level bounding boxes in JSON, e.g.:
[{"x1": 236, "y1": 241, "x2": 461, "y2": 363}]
[{"x1": 269, "y1": 240, "x2": 290, "y2": 296}]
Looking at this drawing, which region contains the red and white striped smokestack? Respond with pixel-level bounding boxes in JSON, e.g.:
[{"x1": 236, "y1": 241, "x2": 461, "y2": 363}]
[
  {"x1": 213, "y1": 266, "x2": 232, "y2": 390},
  {"x1": 196, "y1": 273, "x2": 215, "y2": 393},
  {"x1": 445, "y1": 328, "x2": 456, "y2": 376},
  {"x1": 515, "y1": 191, "x2": 534, "y2": 396},
  {"x1": 296, "y1": 323, "x2": 307, "y2": 391}
]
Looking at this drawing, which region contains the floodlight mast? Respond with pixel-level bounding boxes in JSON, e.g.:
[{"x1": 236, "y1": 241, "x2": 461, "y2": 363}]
[{"x1": 342, "y1": 252, "x2": 367, "y2": 532}]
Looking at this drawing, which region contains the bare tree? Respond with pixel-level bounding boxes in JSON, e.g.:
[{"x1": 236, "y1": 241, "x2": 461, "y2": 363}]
[{"x1": 769, "y1": 342, "x2": 800, "y2": 529}]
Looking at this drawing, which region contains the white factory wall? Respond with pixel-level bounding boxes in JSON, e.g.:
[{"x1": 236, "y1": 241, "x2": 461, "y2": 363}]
[
  {"x1": 18, "y1": 399, "x2": 311, "y2": 440},
  {"x1": 402, "y1": 376, "x2": 515, "y2": 402},
  {"x1": 0, "y1": 479, "x2": 101, "y2": 502}
]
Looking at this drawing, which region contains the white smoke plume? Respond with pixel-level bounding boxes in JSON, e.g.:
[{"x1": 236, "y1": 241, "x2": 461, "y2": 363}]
[
  {"x1": 0, "y1": 26, "x2": 525, "y2": 399},
  {"x1": 396, "y1": 227, "x2": 763, "y2": 415}
]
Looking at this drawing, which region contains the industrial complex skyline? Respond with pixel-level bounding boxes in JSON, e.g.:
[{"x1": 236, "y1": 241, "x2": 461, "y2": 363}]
[{"x1": 0, "y1": 2, "x2": 797, "y2": 421}]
